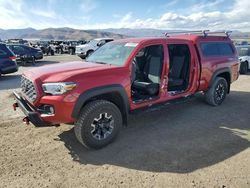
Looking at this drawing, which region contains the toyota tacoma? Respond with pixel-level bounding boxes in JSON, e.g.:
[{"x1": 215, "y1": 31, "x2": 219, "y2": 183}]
[{"x1": 13, "y1": 31, "x2": 240, "y2": 149}]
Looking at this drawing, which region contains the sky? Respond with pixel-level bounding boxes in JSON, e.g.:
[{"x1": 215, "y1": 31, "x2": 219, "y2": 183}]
[{"x1": 0, "y1": 0, "x2": 250, "y2": 31}]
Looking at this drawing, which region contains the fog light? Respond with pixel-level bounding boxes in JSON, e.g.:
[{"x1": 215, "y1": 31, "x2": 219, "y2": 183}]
[{"x1": 37, "y1": 105, "x2": 55, "y2": 115}]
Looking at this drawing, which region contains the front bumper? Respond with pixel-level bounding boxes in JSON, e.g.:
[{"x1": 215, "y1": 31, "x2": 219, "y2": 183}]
[{"x1": 13, "y1": 91, "x2": 49, "y2": 126}]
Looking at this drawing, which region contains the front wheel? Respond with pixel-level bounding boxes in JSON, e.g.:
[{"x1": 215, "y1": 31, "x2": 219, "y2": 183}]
[
  {"x1": 74, "y1": 100, "x2": 122, "y2": 149},
  {"x1": 205, "y1": 77, "x2": 228, "y2": 106}
]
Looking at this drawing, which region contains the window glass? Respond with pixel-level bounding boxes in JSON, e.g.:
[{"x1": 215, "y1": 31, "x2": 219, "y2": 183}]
[
  {"x1": 201, "y1": 42, "x2": 234, "y2": 56},
  {"x1": 0, "y1": 49, "x2": 7, "y2": 56},
  {"x1": 219, "y1": 43, "x2": 234, "y2": 55},
  {"x1": 12, "y1": 45, "x2": 25, "y2": 53},
  {"x1": 86, "y1": 42, "x2": 137, "y2": 66}
]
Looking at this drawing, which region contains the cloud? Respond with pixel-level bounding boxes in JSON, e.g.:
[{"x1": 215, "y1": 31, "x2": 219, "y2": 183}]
[
  {"x1": 30, "y1": 10, "x2": 56, "y2": 18},
  {"x1": 121, "y1": 12, "x2": 132, "y2": 22},
  {"x1": 0, "y1": 0, "x2": 250, "y2": 32},
  {"x1": 80, "y1": 0, "x2": 98, "y2": 13},
  {"x1": 0, "y1": 0, "x2": 28, "y2": 28},
  {"x1": 189, "y1": 0, "x2": 226, "y2": 12},
  {"x1": 83, "y1": 0, "x2": 250, "y2": 31},
  {"x1": 164, "y1": 0, "x2": 179, "y2": 8}
]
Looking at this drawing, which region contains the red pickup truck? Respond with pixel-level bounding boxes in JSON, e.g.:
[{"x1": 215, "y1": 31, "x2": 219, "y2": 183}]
[{"x1": 13, "y1": 30, "x2": 239, "y2": 149}]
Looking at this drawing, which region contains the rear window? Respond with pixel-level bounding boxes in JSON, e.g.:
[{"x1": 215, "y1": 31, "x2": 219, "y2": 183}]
[
  {"x1": 0, "y1": 44, "x2": 13, "y2": 56},
  {"x1": 0, "y1": 49, "x2": 7, "y2": 56},
  {"x1": 200, "y1": 42, "x2": 234, "y2": 57}
]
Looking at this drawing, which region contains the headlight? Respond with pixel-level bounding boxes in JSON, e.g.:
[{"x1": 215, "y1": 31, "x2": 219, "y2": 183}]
[{"x1": 42, "y1": 82, "x2": 77, "y2": 95}]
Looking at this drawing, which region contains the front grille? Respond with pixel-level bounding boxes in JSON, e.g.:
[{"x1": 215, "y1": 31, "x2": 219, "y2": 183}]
[{"x1": 21, "y1": 76, "x2": 37, "y2": 102}]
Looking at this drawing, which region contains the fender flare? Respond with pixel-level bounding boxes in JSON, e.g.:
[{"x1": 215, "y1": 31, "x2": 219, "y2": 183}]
[
  {"x1": 209, "y1": 67, "x2": 231, "y2": 87},
  {"x1": 208, "y1": 67, "x2": 231, "y2": 93},
  {"x1": 71, "y1": 84, "x2": 129, "y2": 123}
]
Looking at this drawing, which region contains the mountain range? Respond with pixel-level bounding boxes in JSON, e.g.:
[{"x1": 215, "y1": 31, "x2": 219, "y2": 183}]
[
  {"x1": 0, "y1": 27, "x2": 126, "y2": 40},
  {"x1": 0, "y1": 27, "x2": 249, "y2": 40}
]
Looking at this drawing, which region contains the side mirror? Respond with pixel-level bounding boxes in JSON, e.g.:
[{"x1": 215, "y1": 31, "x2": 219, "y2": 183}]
[{"x1": 97, "y1": 41, "x2": 105, "y2": 47}]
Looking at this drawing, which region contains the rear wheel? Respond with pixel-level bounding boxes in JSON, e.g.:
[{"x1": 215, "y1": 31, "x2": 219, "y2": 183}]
[
  {"x1": 74, "y1": 100, "x2": 122, "y2": 149},
  {"x1": 240, "y1": 61, "x2": 248, "y2": 74},
  {"x1": 205, "y1": 77, "x2": 228, "y2": 106}
]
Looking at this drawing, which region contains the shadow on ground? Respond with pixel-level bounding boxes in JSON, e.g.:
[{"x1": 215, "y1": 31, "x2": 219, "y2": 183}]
[{"x1": 59, "y1": 91, "x2": 250, "y2": 173}]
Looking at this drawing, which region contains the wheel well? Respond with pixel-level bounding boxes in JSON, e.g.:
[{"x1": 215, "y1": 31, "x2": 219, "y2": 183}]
[
  {"x1": 84, "y1": 92, "x2": 128, "y2": 125},
  {"x1": 217, "y1": 72, "x2": 231, "y2": 93},
  {"x1": 87, "y1": 49, "x2": 94, "y2": 53}
]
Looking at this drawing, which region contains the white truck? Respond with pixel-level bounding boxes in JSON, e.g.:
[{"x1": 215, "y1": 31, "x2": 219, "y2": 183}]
[
  {"x1": 75, "y1": 38, "x2": 113, "y2": 59},
  {"x1": 236, "y1": 45, "x2": 250, "y2": 74}
]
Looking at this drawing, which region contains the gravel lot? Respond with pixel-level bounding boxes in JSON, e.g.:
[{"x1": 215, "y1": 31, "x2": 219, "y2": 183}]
[{"x1": 0, "y1": 55, "x2": 249, "y2": 188}]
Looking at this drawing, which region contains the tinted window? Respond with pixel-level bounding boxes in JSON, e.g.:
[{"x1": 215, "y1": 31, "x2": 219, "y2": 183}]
[
  {"x1": 0, "y1": 49, "x2": 7, "y2": 56},
  {"x1": 0, "y1": 44, "x2": 13, "y2": 56},
  {"x1": 201, "y1": 42, "x2": 234, "y2": 57},
  {"x1": 11, "y1": 45, "x2": 26, "y2": 53}
]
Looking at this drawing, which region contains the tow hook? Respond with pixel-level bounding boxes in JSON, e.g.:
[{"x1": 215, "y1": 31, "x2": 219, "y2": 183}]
[
  {"x1": 23, "y1": 117, "x2": 30, "y2": 125},
  {"x1": 13, "y1": 103, "x2": 18, "y2": 111}
]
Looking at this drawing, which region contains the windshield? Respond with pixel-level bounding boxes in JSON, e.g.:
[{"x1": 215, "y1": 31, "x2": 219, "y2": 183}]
[
  {"x1": 237, "y1": 47, "x2": 250, "y2": 56},
  {"x1": 88, "y1": 40, "x2": 99, "y2": 46},
  {"x1": 86, "y1": 42, "x2": 137, "y2": 66}
]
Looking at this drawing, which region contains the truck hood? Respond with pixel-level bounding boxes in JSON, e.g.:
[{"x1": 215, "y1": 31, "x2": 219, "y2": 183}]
[{"x1": 24, "y1": 61, "x2": 114, "y2": 82}]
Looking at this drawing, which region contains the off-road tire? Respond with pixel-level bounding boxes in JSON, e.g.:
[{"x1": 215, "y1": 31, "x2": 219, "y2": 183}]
[
  {"x1": 74, "y1": 100, "x2": 122, "y2": 149},
  {"x1": 205, "y1": 77, "x2": 228, "y2": 106},
  {"x1": 240, "y1": 61, "x2": 248, "y2": 74}
]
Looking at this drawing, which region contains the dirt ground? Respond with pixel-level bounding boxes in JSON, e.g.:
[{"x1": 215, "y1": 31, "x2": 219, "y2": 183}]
[{"x1": 0, "y1": 55, "x2": 249, "y2": 188}]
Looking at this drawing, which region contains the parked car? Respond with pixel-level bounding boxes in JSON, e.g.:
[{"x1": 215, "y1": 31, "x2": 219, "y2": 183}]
[
  {"x1": 7, "y1": 44, "x2": 43, "y2": 65},
  {"x1": 51, "y1": 41, "x2": 63, "y2": 54},
  {"x1": 75, "y1": 38, "x2": 113, "y2": 59},
  {"x1": 236, "y1": 45, "x2": 250, "y2": 74},
  {"x1": 0, "y1": 43, "x2": 18, "y2": 77},
  {"x1": 67, "y1": 40, "x2": 87, "y2": 55},
  {"x1": 55, "y1": 40, "x2": 87, "y2": 55},
  {"x1": 13, "y1": 31, "x2": 239, "y2": 149},
  {"x1": 38, "y1": 41, "x2": 55, "y2": 56}
]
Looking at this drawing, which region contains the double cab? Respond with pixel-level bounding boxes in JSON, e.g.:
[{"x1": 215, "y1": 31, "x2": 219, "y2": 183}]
[{"x1": 13, "y1": 31, "x2": 239, "y2": 149}]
